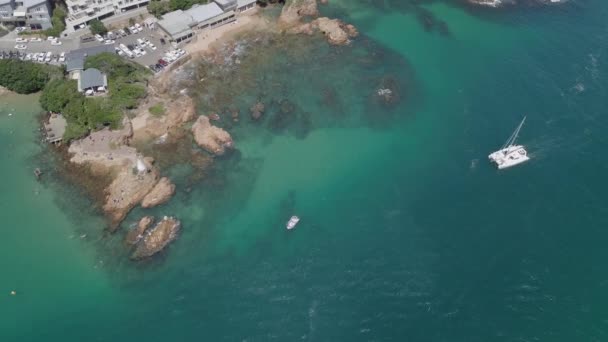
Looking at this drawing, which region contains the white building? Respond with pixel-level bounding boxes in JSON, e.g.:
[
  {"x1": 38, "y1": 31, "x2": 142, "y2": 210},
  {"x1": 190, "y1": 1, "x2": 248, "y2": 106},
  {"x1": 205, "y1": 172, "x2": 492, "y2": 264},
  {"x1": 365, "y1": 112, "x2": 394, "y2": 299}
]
[
  {"x1": 0, "y1": 0, "x2": 52, "y2": 30},
  {"x1": 64, "y1": 0, "x2": 149, "y2": 32},
  {"x1": 157, "y1": 0, "x2": 256, "y2": 45}
]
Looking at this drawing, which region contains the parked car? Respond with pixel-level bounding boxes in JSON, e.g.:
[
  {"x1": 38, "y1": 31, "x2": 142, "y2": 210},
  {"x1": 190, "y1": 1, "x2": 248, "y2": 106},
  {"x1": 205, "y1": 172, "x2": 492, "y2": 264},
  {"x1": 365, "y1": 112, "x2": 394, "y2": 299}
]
[
  {"x1": 44, "y1": 51, "x2": 52, "y2": 63},
  {"x1": 134, "y1": 23, "x2": 142, "y2": 31},
  {"x1": 15, "y1": 37, "x2": 28, "y2": 43},
  {"x1": 46, "y1": 36, "x2": 57, "y2": 41},
  {"x1": 95, "y1": 34, "x2": 104, "y2": 42},
  {"x1": 37, "y1": 53, "x2": 44, "y2": 62},
  {"x1": 15, "y1": 27, "x2": 26, "y2": 32},
  {"x1": 123, "y1": 27, "x2": 131, "y2": 35},
  {"x1": 158, "y1": 59, "x2": 168, "y2": 66},
  {"x1": 107, "y1": 31, "x2": 116, "y2": 40},
  {"x1": 148, "y1": 43, "x2": 157, "y2": 50},
  {"x1": 29, "y1": 37, "x2": 42, "y2": 42},
  {"x1": 51, "y1": 40, "x2": 62, "y2": 46},
  {"x1": 81, "y1": 35, "x2": 95, "y2": 43},
  {"x1": 59, "y1": 52, "x2": 65, "y2": 62},
  {"x1": 14, "y1": 44, "x2": 27, "y2": 50},
  {"x1": 104, "y1": 39, "x2": 115, "y2": 45},
  {"x1": 117, "y1": 29, "x2": 126, "y2": 37},
  {"x1": 160, "y1": 38, "x2": 166, "y2": 45},
  {"x1": 129, "y1": 26, "x2": 137, "y2": 34}
]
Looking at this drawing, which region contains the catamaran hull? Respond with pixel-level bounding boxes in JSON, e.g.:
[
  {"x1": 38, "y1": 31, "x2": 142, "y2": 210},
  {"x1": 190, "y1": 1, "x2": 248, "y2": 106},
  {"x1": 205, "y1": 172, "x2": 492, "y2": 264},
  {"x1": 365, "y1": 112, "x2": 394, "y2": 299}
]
[{"x1": 489, "y1": 145, "x2": 530, "y2": 169}]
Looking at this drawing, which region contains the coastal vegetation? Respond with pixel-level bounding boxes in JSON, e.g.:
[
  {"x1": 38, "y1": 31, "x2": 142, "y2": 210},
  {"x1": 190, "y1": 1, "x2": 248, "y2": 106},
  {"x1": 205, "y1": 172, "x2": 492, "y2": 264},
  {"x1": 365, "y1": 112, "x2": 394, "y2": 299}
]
[
  {"x1": 39, "y1": 53, "x2": 150, "y2": 140},
  {"x1": 149, "y1": 103, "x2": 166, "y2": 117},
  {"x1": 0, "y1": 59, "x2": 62, "y2": 94}
]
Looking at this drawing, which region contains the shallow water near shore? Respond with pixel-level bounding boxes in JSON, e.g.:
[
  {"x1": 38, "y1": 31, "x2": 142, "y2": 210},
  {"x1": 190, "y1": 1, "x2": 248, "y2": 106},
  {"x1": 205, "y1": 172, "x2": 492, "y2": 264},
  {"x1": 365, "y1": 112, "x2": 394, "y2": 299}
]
[{"x1": 3, "y1": 0, "x2": 608, "y2": 340}]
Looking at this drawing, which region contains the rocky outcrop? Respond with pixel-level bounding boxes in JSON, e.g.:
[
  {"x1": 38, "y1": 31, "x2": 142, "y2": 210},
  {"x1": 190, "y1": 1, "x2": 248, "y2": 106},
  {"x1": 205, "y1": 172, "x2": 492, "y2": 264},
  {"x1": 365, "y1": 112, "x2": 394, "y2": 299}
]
[
  {"x1": 103, "y1": 163, "x2": 159, "y2": 230},
  {"x1": 280, "y1": 0, "x2": 359, "y2": 46},
  {"x1": 125, "y1": 216, "x2": 154, "y2": 245},
  {"x1": 191, "y1": 115, "x2": 234, "y2": 156},
  {"x1": 250, "y1": 101, "x2": 265, "y2": 120},
  {"x1": 132, "y1": 95, "x2": 196, "y2": 141},
  {"x1": 279, "y1": 0, "x2": 319, "y2": 25},
  {"x1": 131, "y1": 216, "x2": 181, "y2": 259},
  {"x1": 310, "y1": 18, "x2": 358, "y2": 45},
  {"x1": 141, "y1": 177, "x2": 175, "y2": 208}
]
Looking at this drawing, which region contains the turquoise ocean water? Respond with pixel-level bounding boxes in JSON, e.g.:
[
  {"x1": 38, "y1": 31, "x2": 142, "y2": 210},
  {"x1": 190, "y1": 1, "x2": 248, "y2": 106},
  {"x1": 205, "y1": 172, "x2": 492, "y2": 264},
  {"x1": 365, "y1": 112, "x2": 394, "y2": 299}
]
[{"x1": 2, "y1": 0, "x2": 608, "y2": 340}]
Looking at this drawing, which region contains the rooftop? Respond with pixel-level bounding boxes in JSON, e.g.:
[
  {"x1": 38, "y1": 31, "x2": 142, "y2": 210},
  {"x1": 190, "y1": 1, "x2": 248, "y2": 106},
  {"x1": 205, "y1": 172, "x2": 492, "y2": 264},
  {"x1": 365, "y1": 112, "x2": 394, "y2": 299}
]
[
  {"x1": 66, "y1": 58, "x2": 84, "y2": 72},
  {"x1": 66, "y1": 45, "x2": 115, "y2": 62},
  {"x1": 158, "y1": 10, "x2": 194, "y2": 37},
  {"x1": 186, "y1": 2, "x2": 224, "y2": 24},
  {"x1": 79, "y1": 68, "x2": 107, "y2": 91},
  {"x1": 214, "y1": 0, "x2": 236, "y2": 7},
  {"x1": 237, "y1": 0, "x2": 256, "y2": 6},
  {"x1": 23, "y1": 0, "x2": 47, "y2": 9}
]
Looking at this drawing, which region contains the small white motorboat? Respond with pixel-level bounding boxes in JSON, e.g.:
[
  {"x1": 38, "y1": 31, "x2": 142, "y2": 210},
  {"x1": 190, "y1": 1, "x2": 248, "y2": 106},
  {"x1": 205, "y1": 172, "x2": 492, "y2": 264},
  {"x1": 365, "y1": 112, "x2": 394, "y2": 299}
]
[
  {"x1": 488, "y1": 116, "x2": 530, "y2": 169},
  {"x1": 286, "y1": 216, "x2": 300, "y2": 230}
]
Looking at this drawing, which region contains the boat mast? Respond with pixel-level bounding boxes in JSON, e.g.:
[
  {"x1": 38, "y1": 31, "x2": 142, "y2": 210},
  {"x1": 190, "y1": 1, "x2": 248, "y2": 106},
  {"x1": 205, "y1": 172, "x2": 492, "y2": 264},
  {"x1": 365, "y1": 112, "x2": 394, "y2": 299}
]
[{"x1": 501, "y1": 116, "x2": 526, "y2": 150}]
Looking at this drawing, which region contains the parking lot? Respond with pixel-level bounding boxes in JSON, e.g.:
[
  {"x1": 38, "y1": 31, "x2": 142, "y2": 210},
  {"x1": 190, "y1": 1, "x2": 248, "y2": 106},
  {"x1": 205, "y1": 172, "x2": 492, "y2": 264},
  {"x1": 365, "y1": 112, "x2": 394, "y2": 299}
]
[
  {"x1": 0, "y1": 23, "x2": 188, "y2": 72},
  {"x1": 81, "y1": 26, "x2": 172, "y2": 65}
]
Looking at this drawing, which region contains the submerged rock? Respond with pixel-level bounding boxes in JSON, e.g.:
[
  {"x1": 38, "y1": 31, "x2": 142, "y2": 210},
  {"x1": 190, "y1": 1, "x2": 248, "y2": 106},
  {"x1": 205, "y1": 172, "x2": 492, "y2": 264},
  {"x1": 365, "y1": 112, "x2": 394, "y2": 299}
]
[
  {"x1": 279, "y1": 0, "x2": 319, "y2": 25},
  {"x1": 131, "y1": 216, "x2": 181, "y2": 259},
  {"x1": 125, "y1": 216, "x2": 154, "y2": 245},
  {"x1": 250, "y1": 101, "x2": 265, "y2": 120},
  {"x1": 141, "y1": 177, "x2": 175, "y2": 208},
  {"x1": 192, "y1": 115, "x2": 234, "y2": 156}
]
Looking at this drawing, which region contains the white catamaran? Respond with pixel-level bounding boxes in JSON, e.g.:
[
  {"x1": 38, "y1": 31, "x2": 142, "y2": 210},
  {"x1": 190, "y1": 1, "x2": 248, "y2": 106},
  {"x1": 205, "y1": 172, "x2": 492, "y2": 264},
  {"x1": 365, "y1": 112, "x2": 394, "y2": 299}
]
[{"x1": 488, "y1": 117, "x2": 530, "y2": 169}]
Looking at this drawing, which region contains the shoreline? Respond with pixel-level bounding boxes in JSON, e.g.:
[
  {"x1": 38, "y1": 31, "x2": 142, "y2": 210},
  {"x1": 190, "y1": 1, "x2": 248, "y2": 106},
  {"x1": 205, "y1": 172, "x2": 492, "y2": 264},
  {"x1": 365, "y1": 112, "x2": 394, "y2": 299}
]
[{"x1": 39, "y1": 0, "x2": 362, "y2": 261}]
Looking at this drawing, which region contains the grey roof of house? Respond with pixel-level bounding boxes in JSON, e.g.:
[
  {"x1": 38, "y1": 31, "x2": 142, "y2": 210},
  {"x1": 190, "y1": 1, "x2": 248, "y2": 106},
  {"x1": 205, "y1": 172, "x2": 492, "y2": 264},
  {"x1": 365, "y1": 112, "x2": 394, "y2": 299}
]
[
  {"x1": 66, "y1": 58, "x2": 84, "y2": 72},
  {"x1": 66, "y1": 45, "x2": 115, "y2": 62},
  {"x1": 0, "y1": 0, "x2": 12, "y2": 6},
  {"x1": 214, "y1": 0, "x2": 236, "y2": 8},
  {"x1": 186, "y1": 3, "x2": 224, "y2": 24},
  {"x1": 158, "y1": 10, "x2": 194, "y2": 37},
  {"x1": 80, "y1": 68, "x2": 106, "y2": 90},
  {"x1": 237, "y1": 0, "x2": 256, "y2": 7}
]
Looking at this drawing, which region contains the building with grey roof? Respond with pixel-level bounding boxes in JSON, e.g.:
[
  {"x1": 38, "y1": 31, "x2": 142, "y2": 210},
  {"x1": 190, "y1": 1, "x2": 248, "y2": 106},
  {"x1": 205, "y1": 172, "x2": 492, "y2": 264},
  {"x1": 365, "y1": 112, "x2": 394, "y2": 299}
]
[
  {"x1": 157, "y1": 9, "x2": 194, "y2": 44},
  {"x1": 236, "y1": 0, "x2": 256, "y2": 12},
  {"x1": 157, "y1": 0, "x2": 243, "y2": 44},
  {"x1": 77, "y1": 68, "x2": 108, "y2": 93},
  {"x1": 0, "y1": 0, "x2": 52, "y2": 30},
  {"x1": 186, "y1": 2, "x2": 235, "y2": 30},
  {"x1": 66, "y1": 58, "x2": 85, "y2": 73}
]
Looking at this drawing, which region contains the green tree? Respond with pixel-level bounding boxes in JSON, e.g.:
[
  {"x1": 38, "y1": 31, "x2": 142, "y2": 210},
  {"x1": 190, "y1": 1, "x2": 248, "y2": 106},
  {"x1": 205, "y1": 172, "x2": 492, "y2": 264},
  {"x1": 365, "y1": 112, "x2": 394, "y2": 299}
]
[
  {"x1": 89, "y1": 19, "x2": 108, "y2": 35},
  {"x1": 148, "y1": 0, "x2": 171, "y2": 18},
  {"x1": 0, "y1": 59, "x2": 61, "y2": 94},
  {"x1": 40, "y1": 79, "x2": 83, "y2": 112},
  {"x1": 44, "y1": 5, "x2": 67, "y2": 37}
]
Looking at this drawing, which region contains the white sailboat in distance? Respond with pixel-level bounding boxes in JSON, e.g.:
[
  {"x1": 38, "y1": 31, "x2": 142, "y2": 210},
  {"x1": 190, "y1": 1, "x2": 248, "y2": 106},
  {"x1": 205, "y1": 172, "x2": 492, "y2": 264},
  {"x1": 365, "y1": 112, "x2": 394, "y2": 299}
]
[{"x1": 488, "y1": 116, "x2": 530, "y2": 169}]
